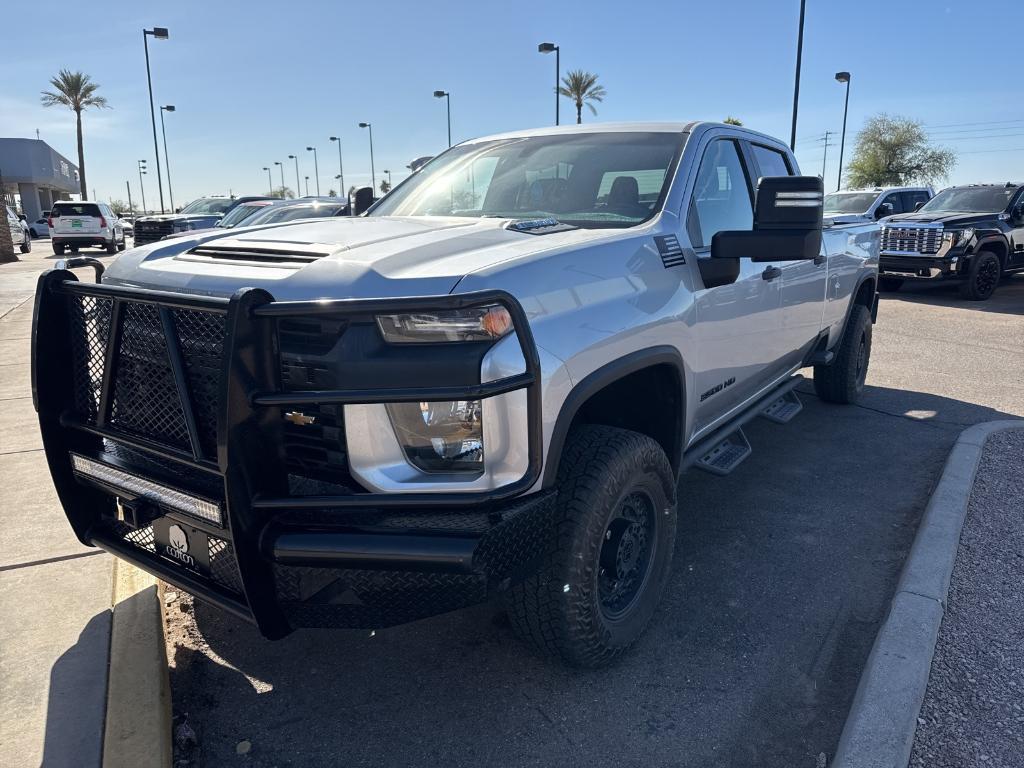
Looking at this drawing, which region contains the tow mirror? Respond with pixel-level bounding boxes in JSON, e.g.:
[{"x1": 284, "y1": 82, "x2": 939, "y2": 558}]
[
  {"x1": 875, "y1": 203, "x2": 894, "y2": 220},
  {"x1": 352, "y1": 186, "x2": 375, "y2": 215},
  {"x1": 914, "y1": 200, "x2": 926, "y2": 212},
  {"x1": 711, "y1": 176, "x2": 823, "y2": 263}
]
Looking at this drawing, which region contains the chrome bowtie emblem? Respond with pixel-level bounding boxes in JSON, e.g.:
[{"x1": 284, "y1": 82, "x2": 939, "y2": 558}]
[{"x1": 284, "y1": 411, "x2": 316, "y2": 426}]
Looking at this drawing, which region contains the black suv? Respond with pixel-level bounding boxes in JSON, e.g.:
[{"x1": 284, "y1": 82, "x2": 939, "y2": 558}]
[{"x1": 878, "y1": 182, "x2": 1024, "y2": 300}]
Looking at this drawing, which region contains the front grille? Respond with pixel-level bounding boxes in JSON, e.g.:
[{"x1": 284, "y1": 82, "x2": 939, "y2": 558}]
[
  {"x1": 133, "y1": 221, "x2": 174, "y2": 245},
  {"x1": 68, "y1": 296, "x2": 226, "y2": 458},
  {"x1": 881, "y1": 226, "x2": 943, "y2": 254}
]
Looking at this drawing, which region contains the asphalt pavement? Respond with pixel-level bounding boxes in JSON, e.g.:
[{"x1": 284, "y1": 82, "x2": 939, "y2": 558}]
[
  {"x1": 165, "y1": 275, "x2": 1023, "y2": 767},
  {"x1": 909, "y1": 428, "x2": 1024, "y2": 768}
]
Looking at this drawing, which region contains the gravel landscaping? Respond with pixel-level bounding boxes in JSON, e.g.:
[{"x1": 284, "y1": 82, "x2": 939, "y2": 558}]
[{"x1": 909, "y1": 428, "x2": 1024, "y2": 768}]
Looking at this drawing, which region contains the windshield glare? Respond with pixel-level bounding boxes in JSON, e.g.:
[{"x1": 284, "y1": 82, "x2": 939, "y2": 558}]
[
  {"x1": 216, "y1": 203, "x2": 269, "y2": 228},
  {"x1": 824, "y1": 192, "x2": 878, "y2": 214},
  {"x1": 179, "y1": 198, "x2": 235, "y2": 215},
  {"x1": 246, "y1": 203, "x2": 344, "y2": 225},
  {"x1": 370, "y1": 132, "x2": 684, "y2": 228},
  {"x1": 920, "y1": 186, "x2": 1017, "y2": 214}
]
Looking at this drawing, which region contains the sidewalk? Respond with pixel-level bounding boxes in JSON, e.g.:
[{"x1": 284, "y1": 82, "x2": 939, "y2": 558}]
[
  {"x1": 0, "y1": 251, "x2": 114, "y2": 767},
  {"x1": 909, "y1": 427, "x2": 1024, "y2": 767}
]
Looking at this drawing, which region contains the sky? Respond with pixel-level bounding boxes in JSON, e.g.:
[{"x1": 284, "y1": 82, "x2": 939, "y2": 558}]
[{"x1": 3, "y1": 0, "x2": 1022, "y2": 209}]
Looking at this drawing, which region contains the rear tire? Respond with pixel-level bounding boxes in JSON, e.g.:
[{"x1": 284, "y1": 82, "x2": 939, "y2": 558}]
[
  {"x1": 117, "y1": 232, "x2": 127, "y2": 251},
  {"x1": 813, "y1": 304, "x2": 872, "y2": 404},
  {"x1": 69, "y1": 245, "x2": 79, "y2": 253},
  {"x1": 105, "y1": 236, "x2": 117, "y2": 254},
  {"x1": 958, "y1": 251, "x2": 1000, "y2": 301},
  {"x1": 20, "y1": 236, "x2": 31, "y2": 254},
  {"x1": 52, "y1": 243, "x2": 65, "y2": 255},
  {"x1": 505, "y1": 425, "x2": 677, "y2": 668},
  {"x1": 878, "y1": 276, "x2": 903, "y2": 292}
]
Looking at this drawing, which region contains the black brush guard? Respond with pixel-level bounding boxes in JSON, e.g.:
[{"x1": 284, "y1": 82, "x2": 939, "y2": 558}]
[{"x1": 32, "y1": 263, "x2": 550, "y2": 638}]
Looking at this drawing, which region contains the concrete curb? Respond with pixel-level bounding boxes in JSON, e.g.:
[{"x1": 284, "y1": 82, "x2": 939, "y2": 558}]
[
  {"x1": 102, "y1": 559, "x2": 172, "y2": 768},
  {"x1": 831, "y1": 419, "x2": 1024, "y2": 768}
]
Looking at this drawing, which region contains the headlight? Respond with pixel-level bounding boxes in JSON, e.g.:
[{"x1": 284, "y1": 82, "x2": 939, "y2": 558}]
[
  {"x1": 386, "y1": 400, "x2": 483, "y2": 473},
  {"x1": 945, "y1": 228, "x2": 974, "y2": 246},
  {"x1": 377, "y1": 305, "x2": 512, "y2": 343}
]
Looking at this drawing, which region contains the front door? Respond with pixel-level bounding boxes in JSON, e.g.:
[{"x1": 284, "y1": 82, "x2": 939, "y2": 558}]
[{"x1": 685, "y1": 137, "x2": 787, "y2": 438}]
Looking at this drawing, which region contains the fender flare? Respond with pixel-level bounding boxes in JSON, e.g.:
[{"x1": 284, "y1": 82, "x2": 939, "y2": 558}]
[
  {"x1": 970, "y1": 235, "x2": 1010, "y2": 268},
  {"x1": 832, "y1": 271, "x2": 879, "y2": 350},
  {"x1": 542, "y1": 345, "x2": 686, "y2": 487}
]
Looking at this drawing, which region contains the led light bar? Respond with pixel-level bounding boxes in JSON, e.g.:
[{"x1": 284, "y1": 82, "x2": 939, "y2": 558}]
[{"x1": 71, "y1": 454, "x2": 223, "y2": 525}]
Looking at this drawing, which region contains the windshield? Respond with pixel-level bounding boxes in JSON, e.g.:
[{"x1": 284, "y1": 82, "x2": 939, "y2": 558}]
[
  {"x1": 823, "y1": 192, "x2": 878, "y2": 214},
  {"x1": 245, "y1": 203, "x2": 345, "y2": 226},
  {"x1": 179, "y1": 198, "x2": 235, "y2": 215},
  {"x1": 216, "y1": 203, "x2": 270, "y2": 228},
  {"x1": 370, "y1": 131, "x2": 685, "y2": 228},
  {"x1": 920, "y1": 186, "x2": 1018, "y2": 214}
]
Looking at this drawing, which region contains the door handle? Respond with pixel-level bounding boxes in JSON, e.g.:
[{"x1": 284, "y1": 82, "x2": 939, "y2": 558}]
[
  {"x1": 813, "y1": 253, "x2": 826, "y2": 266},
  {"x1": 761, "y1": 266, "x2": 782, "y2": 281}
]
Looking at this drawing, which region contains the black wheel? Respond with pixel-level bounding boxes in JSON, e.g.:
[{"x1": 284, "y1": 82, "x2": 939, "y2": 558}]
[
  {"x1": 958, "y1": 251, "x2": 1000, "y2": 301},
  {"x1": 117, "y1": 232, "x2": 127, "y2": 251},
  {"x1": 505, "y1": 425, "x2": 677, "y2": 668},
  {"x1": 69, "y1": 245, "x2": 80, "y2": 253},
  {"x1": 20, "y1": 235, "x2": 31, "y2": 254},
  {"x1": 878, "y1": 276, "x2": 903, "y2": 292},
  {"x1": 813, "y1": 304, "x2": 872, "y2": 404},
  {"x1": 52, "y1": 243, "x2": 65, "y2": 255},
  {"x1": 30, "y1": 227, "x2": 39, "y2": 238}
]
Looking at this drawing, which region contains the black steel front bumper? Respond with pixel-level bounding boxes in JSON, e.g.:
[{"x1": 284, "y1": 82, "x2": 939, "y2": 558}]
[
  {"x1": 31, "y1": 264, "x2": 549, "y2": 638},
  {"x1": 879, "y1": 252, "x2": 961, "y2": 280}
]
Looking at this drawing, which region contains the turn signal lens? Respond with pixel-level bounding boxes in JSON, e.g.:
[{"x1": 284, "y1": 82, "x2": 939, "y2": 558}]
[{"x1": 376, "y1": 305, "x2": 512, "y2": 343}]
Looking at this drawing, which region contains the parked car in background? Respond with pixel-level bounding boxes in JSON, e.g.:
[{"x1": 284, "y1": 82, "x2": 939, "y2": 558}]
[
  {"x1": 48, "y1": 201, "x2": 125, "y2": 255},
  {"x1": 157, "y1": 199, "x2": 282, "y2": 241},
  {"x1": 30, "y1": 217, "x2": 50, "y2": 238},
  {"x1": 242, "y1": 198, "x2": 349, "y2": 226},
  {"x1": 824, "y1": 187, "x2": 933, "y2": 223},
  {"x1": 133, "y1": 196, "x2": 274, "y2": 245},
  {"x1": 5, "y1": 205, "x2": 31, "y2": 253},
  {"x1": 117, "y1": 216, "x2": 134, "y2": 237},
  {"x1": 33, "y1": 121, "x2": 881, "y2": 667},
  {"x1": 879, "y1": 182, "x2": 1024, "y2": 300}
]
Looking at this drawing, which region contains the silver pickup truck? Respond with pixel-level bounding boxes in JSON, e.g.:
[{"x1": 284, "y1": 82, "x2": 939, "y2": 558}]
[{"x1": 32, "y1": 122, "x2": 879, "y2": 667}]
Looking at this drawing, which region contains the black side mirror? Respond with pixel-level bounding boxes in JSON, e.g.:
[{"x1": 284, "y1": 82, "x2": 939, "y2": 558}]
[
  {"x1": 352, "y1": 187, "x2": 375, "y2": 215},
  {"x1": 875, "y1": 203, "x2": 894, "y2": 220},
  {"x1": 914, "y1": 200, "x2": 926, "y2": 212},
  {"x1": 711, "y1": 176, "x2": 823, "y2": 264}
]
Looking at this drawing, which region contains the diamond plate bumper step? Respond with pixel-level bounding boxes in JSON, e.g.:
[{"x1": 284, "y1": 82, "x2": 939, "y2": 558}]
[{"x1": 760, "y1": 390, "x2": 804, "y2": 424}]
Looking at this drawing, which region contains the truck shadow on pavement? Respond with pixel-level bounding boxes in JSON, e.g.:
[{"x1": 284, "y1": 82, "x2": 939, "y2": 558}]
[
  {"x1": 166, "y1": 384, "x2": 1019, "y2": 768},
  {"x1": 885, "y1": 273, "x2": 1024, "y2": 316}
]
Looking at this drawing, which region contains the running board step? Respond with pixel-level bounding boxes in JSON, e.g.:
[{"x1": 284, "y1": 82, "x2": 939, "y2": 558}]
[
  {"x1": 807, "y1": 349, "x2": 834, "y2": 366},
  {"x1": 760, "y1": 390, "x2": 803, "y2": 424},
  {"x1": 694, "y1": 428, "x2": 752, "y2": 476}
]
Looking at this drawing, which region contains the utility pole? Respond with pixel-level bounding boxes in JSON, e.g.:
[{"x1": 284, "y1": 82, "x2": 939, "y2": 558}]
[
  {"x1": 820, "y1": 131, "x2": 834, "y2": 178},
  {"x1": 789, "y1": 0, "x2": 807, "y2": 150},
  {"x1": 126, "y1": 180, "x2": 134, "y2": 215}
]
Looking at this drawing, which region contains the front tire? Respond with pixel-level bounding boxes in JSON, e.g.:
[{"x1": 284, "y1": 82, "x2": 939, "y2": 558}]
[
  {"x1": 958, "y1": 251, "x2": 1000, "y2": 301},
  {"x1": 813, "y1": 304, "x2": 872, "y2": 404},
  {"x1": 20, "y1": 236, "x2": 31, "y2": 254},
  {"x1": 878, "y1": 276, "x2": 903, "y2": 292},
  {"x1": 505, "y1": 425, "x2": 677, "y2": 668}
]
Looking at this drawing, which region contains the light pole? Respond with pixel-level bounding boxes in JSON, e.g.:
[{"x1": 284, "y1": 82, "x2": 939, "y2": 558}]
[
  {"x1": 383, "y1": 169, "x2": 392, "y2": 188},
  {"x1": 126, "y1": 180, "x2": 134, "y2": 216},
  {"x1": 137, "y1": 159, "x2": 148, "y2": 213},
  {"x1": 304, "y1": 176, "x2": 310, "y2": 196},
  {"x1": 274, "y1": 161, "x2": 285, "y2": 196},
  {"x1": 159, "y1": 105, "x2": 175, "y2": 211},
  {"x1": 306, "y1": 146, "x2": 320, "y2": 196},
  {"x1": 288, "y1": 154, "x2": 300, "y2": 198},
  {"x1": 789, "y1": 1, "x2": 806, "y2": 150},
  {"x1": 329, "y1": 136, "x2": 345, "y2": 199},
  {"x1": 358, "y1": 122, "x2": 375, "y2": 193},
  {"x1": 143, "y1": 27, "x2": 169, "y2": 212},
  {"x1": 262, "y1": 167, "x2": 273, "y2": 195},
  {"x1": 433, "y1": 90, "x2": 451, "y2": 147},
  {"x1": 538, "y1": 42, "x2": 560, "y2": 126},
  {"x1": 835, "y1": 71, "x2": 851, "y2": 191}
]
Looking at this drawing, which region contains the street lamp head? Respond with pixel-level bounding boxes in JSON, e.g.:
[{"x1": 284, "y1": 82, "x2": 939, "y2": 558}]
[
  {"x1": 306, "y1": 146, "x2": 314, "y2": 152},
  {"x1": 161, "y1": 105, "x2": 175, "y2": 112},
  {"x1": 538, "y1": 42, "x2": 557, "y2": 53},
  {"x1": 148, "y1": 27, "x2": 169, "y2": 39},
  {"x1": 358, "y1": 122, "x2": 370, "y2": 128},
  {"x1": 835, "y1": 71, "x2": 851, "y2": 83},
  {"x1": 330, "y1": 136, "x2": 339, "y2": 142},
  {"x1": 433, "y1": 90, "x2": 447, "y2": 98},
  {"x1": 288, "y1": 154, "x2": 296, "y2": 159},
  {"x1": 274, "y1": 161, "x2": 282, "y2": 166},
  {"x1": 262, "y1": 167, "x2": 270, "y2": 171}
]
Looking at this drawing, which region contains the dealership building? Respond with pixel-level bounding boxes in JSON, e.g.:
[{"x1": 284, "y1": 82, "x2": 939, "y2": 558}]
[{"x1": 0, "y1": 138, "x2": 79, "y2": 222}]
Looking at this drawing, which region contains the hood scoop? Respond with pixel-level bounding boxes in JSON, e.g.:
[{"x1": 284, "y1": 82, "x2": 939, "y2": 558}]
[{"x1": 177, "y1": 240, "x2": 337, "y2": 267}]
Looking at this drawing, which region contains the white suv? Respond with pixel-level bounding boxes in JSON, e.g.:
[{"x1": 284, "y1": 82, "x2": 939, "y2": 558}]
[
  {"x1": 824, "y1": 186, "x2": 933, "y2": 223},
  {"x1": 49, "y1": 201, "x2": 126, "y2": 255},
  {"x1": 5, "y1": 206, "x2": 31, "y2": 254}
]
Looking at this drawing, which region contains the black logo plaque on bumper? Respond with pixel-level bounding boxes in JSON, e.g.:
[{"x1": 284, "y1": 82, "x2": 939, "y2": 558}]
[{"x1": 153, "y1": 518, "x2": 211, "y2": 576}]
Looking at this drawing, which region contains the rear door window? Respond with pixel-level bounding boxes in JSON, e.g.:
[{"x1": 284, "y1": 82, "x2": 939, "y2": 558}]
[
  {"x1": 902, "y1": 191, "x2": 930, "y2": 211},
  {"x1": 51, "y1": 203, "x2": 101, "y2": 217},
  {"x1": 751, "y1": 144, "x2": 793, "y2": 178}
]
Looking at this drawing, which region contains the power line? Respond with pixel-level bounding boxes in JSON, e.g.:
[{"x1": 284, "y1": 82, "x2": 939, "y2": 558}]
[
  {"x1": 922, "y1": 118, "x2": 1024, "y2": 129},
  {"x1": 955, "y1": 147, "x2": 1024, "y2": 155},
  {"x1": 938, "y1": 133, "x2": 1024, "y2": 142}
]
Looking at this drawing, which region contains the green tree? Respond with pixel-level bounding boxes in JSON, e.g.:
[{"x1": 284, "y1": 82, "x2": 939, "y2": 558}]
[
  {"x1": 108, "y1": 198, "x2": 130, "y2": 214},
  {"x1": 557, "y1": 70, "x2": 606, "y2": 124},
  {"x1": 270, "y1": 186, "x2": 295, "y2": 199},
  {"x1": 845, "y1": 114, "x2": 956, "y2": 188},
  {"x1": 327, "y1": 188, "x2": 337, "y2": 197},
  {"x1": 723, "y1": 116, "x2": 743, "y2": 126},
  {"x1": 379, "y1": 179, "x2": 392, "y2": 195},
  {"x1": 40, "y1": 69, "x2": 109, "y2": 199}
]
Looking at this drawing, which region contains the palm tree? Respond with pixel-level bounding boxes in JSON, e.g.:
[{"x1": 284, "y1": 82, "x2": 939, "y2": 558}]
[
  {"x1": 557, "y1": 70, "x2": 606, "y2": 124},
  {"x1": 40, "y1": 69, "x2": 109, "y2": 199}
]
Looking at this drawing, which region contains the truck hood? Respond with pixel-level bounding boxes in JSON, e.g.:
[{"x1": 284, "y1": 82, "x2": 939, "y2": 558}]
[
  {"x1": 883, "y1": 211, "x2": 999, "y2": 226},
  {"x1": 103, "y1": 215, "x2": 613, "y2": 299}
]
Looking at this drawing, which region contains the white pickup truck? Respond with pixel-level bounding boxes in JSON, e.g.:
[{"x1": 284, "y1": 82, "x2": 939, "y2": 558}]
[{"x1": 32, "y1": 122, "x2": 879, "y2": 667}]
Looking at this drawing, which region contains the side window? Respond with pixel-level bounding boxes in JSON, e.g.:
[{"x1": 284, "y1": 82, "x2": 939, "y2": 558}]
[
  {"x1": 686, "y1": 140, "x2": 754, "y2": 249},
  {"x1": 751, "y1": 144, "x2": 792, "y2": 179},
  {"x1": 881, "y1": 193, "x2": 903, "y2": 214},
  {"x1": 902, "y1": 191, "x2": 927, "y2": 212}
]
